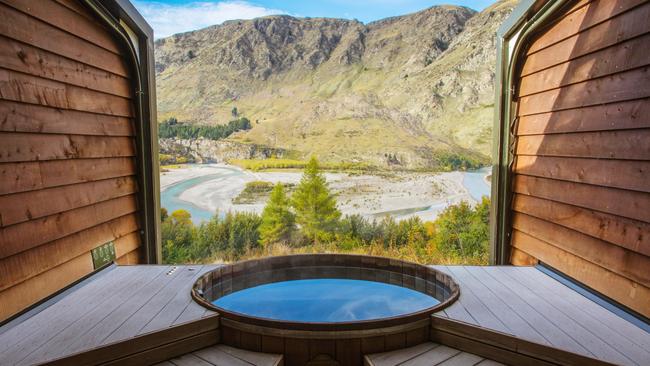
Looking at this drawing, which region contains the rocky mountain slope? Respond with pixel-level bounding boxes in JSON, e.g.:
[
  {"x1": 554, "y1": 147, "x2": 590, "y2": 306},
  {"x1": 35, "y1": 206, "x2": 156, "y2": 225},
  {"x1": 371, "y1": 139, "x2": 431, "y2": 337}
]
[{"x1": 155, "y1": 0, "x2": 517, "y2": 168}]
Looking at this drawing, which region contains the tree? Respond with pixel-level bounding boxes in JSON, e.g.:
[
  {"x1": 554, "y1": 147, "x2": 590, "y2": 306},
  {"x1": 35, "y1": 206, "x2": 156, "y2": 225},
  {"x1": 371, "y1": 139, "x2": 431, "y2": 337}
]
[
  {"x1": 432, "y1": 197, "x2": 490, "y2": 262},
  {"x1": 259, "y1": 183, "x2": 296, "y2": 246},
  {"x1": 291, "y1": 156, "x2": 341, "y2": 242},
  {"x1": 231, "y1": 107, "x2": 238, "y2": 118},
  {"x1": 161, "y1": 209, "x2": 195, "y2": 264}
]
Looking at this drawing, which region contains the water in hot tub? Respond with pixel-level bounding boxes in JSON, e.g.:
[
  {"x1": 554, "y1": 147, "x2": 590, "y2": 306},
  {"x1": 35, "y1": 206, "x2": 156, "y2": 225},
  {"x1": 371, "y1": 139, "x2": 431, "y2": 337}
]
[{"x1": 213, "y1": 279, "x2": 440, "y2": 322}]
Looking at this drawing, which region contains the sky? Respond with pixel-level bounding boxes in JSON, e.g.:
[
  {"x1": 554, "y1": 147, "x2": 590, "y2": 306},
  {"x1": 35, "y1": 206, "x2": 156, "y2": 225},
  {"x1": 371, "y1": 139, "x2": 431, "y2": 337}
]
[{"x1": 133, "y1": 0, "x2": 497, "y2": 39}]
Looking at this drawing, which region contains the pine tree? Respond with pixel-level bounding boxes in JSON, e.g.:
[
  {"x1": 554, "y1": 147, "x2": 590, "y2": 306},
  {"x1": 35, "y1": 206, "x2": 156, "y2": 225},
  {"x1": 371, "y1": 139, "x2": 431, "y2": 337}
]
[
  {"x1": 291, "y1": 156, "x2": 341, "y2": 242},
  {"x1": 259, "y1": 183, "x2": 295, "y2": 246}
]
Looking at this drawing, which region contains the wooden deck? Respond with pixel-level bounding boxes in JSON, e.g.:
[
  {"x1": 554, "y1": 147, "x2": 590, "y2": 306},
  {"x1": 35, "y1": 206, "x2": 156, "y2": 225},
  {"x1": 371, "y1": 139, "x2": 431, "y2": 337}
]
[
  {"x1": 156, "y1": 344, "x2": 283, "y2": 366},
  {"x1": 0, "y1": 264, "x2": 218, "y2": 365},
  {"x1": 0, "y1": 264, "x2": 648, "y2": 365},
  {"x1": 365, "y1": 342, "x2": 502, "y2": 366},
  {"x1": 432, "y1": 266, "x2": 650, "y2": 366}
]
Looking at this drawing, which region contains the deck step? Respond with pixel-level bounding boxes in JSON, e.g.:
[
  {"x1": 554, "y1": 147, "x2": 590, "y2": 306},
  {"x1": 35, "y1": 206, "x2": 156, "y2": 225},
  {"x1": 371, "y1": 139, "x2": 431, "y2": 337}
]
[
  {"x1": 364, "y1": 342, "x2": 502, "y2": 366},
  {"x1": 158, "y1": 344, "x2": 283, "y2": 366}
]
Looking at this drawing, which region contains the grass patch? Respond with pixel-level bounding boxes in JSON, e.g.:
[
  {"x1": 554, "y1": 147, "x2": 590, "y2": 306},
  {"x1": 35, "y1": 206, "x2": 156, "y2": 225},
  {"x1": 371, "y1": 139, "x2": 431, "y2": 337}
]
[
  {"x1": 229, "y1": 158, "x2": 375, "y2": 172},
  {"x1": 232, "y1": 181, "x2": 295, "y2": 204},
  {"x1": 161, "y1": 164, "x2": 185, "y2": 170}
]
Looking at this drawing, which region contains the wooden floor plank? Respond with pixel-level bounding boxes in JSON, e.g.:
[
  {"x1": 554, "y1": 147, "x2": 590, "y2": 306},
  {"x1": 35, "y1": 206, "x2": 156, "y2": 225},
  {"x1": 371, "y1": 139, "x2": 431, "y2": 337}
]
[
  {"x1": 63, "y1": 266, "x2": 182, "y2": 355},
  {"x1": 154, "y1": 362, "x2": 178, "y2": 366},
  {"x1": 399, "y1": 345, "x2": 460, "y2": 366},
  {"x1": 436, "y1": 352, "x2": 484, "y2": 366},
  {"x1": 103, "y1": 266, "x2": 205, "y2": 344},
  {"x1": 446, "y1": 266, "x2": 549, "y2": 345},
  {"x1": 168, "y1": 353, "x2": 215, "y2": 366},
  {"x1": 475, "y1": 360, "x2": 506, "y2": 366},
  {"x1": 431, "y1": 266, "x2": 482, "y2": 324},
  {"x1": 495, "y1": 267, "x2": 634, "y2": 365},
  {"x1": 217, "y1": 345, "x2": 283, "y2": 365},
  {"x1": 521, "y1": 267, "x2": 650, "y2": 350},
  {"x1": 0, "y1": 266, "x2": 121, "y2": 352},
  {"x1": 366, "y1": 342, "x2": 438, "y2": 365},
  {"x1": 437, "y1": 266, "x2": 508, "y2": 332},
  {"x1": 139, "y1": 266, "x2": 216, "y2": 334},
  {"x1": 174, "y1": 297, "x2": 213, "y2": 326},
  {"x1": 506, "y1": 267, "x2": 650, "y2": 365},
  {"x1": 473, "y1": 267, "x2": 588, "y2": 352},
  {"x1": 193, "y1": 347, "x2": 253, "y2": 366},
  {"x1": 0, "y1": 266, "x2": 141, "y2": 364},
  {"x1": 17, "y1": 266, "x2": 169, "y2": 365},
  {"x1": 472, "y1": 267, "x2": 593, "y2": 358}
]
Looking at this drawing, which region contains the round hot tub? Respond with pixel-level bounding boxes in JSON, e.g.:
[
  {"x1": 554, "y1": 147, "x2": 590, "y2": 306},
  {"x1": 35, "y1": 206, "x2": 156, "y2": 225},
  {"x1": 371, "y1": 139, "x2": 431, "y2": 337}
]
[{"x1": 192, "y1": 254, "x2": 459, "y2": 365}]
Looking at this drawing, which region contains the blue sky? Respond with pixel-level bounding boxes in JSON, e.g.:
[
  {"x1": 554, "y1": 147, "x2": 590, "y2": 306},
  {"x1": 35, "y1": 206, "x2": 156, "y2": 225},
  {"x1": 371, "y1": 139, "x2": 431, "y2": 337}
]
[{"x1": 133, "y1": 0, "x2": 497, "y2": 38}]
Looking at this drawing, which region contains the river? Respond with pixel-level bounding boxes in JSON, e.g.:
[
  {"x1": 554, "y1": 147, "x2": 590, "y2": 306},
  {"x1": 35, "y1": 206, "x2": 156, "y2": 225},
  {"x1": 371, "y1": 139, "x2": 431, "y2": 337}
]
[{"x1": 161, "y1": 165, "x2": 492, "y2": 224}]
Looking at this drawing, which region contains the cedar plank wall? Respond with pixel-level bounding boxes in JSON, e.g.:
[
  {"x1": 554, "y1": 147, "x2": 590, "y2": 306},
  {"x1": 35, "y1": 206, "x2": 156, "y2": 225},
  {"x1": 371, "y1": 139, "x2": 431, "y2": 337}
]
[
  {"x1": 0, "y1": 0, "x2": 143, "y2": 321},
  {"x1": 510, "y1": 0, "x2": 650, "y2": 317}
]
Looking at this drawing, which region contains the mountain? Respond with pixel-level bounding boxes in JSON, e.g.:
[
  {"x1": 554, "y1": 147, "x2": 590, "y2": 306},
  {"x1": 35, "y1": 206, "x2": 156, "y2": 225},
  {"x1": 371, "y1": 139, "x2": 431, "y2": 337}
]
[{"x1": 154, "y1": 0, "x2": 518, "y2": 169}]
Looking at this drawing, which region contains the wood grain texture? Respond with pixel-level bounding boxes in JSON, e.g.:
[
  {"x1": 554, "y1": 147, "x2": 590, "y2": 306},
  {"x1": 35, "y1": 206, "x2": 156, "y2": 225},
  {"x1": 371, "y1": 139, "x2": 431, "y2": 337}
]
[
  {"x1": 518, "y1": 66, "x2": 650, "y2": 116},
  {"x1": 514, "y1": 155, "x2": 650, "y2": 192},
  {"x1": 0, "y1": 2, "x2": 128, "y2": 76},
  {"x1": 0, "y1": 214, "x2": 139, "y2": 291},
  {"x1": 522, "y1": 1, "x2": 650, "y2": 75},
  {"x1": 0, "y1": 69, "x2": 133, "y2": 117},
  {"x1": 0, "y1": 195, "x2": 138, "y2": 259},
  {"x1": 0, "y1": 157, "x2": 137, "y2": 195},
  {"x1": 0, "y1": 252, "x2": 93, "y2": 322},
  {"x1": 0, "y1": 101, "x2": 134, "y2": 136},
  {"x1": 512, "y1": 213, "x2": 650, "y2": 286},
  {"x1": 512, "y1": 193, "x2": 650, "y2": 257},
  {"x1": 519, "y1": 32, "x2": 650, "y2": 97},
  {"x1": 516, "y1": 99, "x2": 650, "y2": 135},
  {"x1": 1, "y1": 0, "x2": 122, "y2": 54},
  {"x1": 0, "y1": 132, "x2": 135, "y2": 163},
  {"x1": 508, "y1": 247, "x2": 538, "y2": 266},
  {"x1": 525, "y1": 0, "x2": 646, "y2": 55},
  {"x1": 513, "y1": 174, "x2": 650, "y2": 225},
  {"x1": 0, "y1": 36, "x2": 131, "y2": 97},
  {"x1": 0, "y1": 176, "x2": 138, "y2": 227},
  {"x1": 516, "y1": 129, "x2": 650, "y2": 160}
]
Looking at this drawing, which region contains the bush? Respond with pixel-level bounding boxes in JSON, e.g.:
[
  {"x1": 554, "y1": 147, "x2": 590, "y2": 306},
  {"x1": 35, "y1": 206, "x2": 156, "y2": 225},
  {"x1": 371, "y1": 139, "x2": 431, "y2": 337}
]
[
  {"x1": 195, "y1": 211, "x2": 263, "y2": 261},
  {"x1": 437, "y1": 151, "x2": 484, "y2": 171},
  {"x1": 232, "y1": 181, "x2": 281, "y2": 204},
  {"x1": 161, "y1": 209, "x2": 196, "y2": 264},
  {"x1": 244, "y1": 181, "x2": 274, "y2": 192},
  {"x1": 431, "y1": 197, "x2": 490, "y2": 262}
]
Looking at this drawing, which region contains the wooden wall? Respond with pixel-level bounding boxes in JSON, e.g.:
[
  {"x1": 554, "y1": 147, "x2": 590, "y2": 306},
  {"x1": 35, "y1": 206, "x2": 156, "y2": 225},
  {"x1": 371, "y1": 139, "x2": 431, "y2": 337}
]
[
  {"x1": 0, "y1": 0, "x2": 144, "y2": 322},
  {"x1": 509, "y1": 0, "x2": 650, "y2": 317}
]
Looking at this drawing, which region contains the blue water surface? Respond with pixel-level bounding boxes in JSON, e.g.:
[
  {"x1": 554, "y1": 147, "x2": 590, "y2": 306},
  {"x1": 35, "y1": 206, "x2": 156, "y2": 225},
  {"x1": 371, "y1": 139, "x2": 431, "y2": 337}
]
[
  {"x1": 213, "y1": 279, "x2": 440, "y2": 322},
  {"x1": 462, "y1": 167, "x2": 491, "y2": 202},
  {"x1": 161, "y1": 165, "x2": 242, "y2": 224}
]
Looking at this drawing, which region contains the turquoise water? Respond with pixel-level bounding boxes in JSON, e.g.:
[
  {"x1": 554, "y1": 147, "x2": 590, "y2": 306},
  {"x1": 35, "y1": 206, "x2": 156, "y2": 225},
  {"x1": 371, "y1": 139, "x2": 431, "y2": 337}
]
[
  {"x1": 213, "y1": 279, "x2": 440, "y2": 322},
  {"x1": 161, "y1": 166, "x2": 242, "y2": 223},
  {"x1": 462, "y1": 167, "x2": 491, "y2": 202}
]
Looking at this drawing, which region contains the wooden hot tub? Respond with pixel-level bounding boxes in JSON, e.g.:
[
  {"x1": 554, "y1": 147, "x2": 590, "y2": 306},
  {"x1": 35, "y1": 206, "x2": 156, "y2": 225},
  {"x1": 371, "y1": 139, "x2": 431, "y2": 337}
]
[{"x1": 192, "y1": 254, "x2": 459, "y2": 365}]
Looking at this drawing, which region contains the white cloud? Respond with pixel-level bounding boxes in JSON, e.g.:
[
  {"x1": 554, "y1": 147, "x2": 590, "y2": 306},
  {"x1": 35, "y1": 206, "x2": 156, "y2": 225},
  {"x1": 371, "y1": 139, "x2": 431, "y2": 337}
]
[{"x1": 134, "y1": 1, "x2": 288, "y2": 39}]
